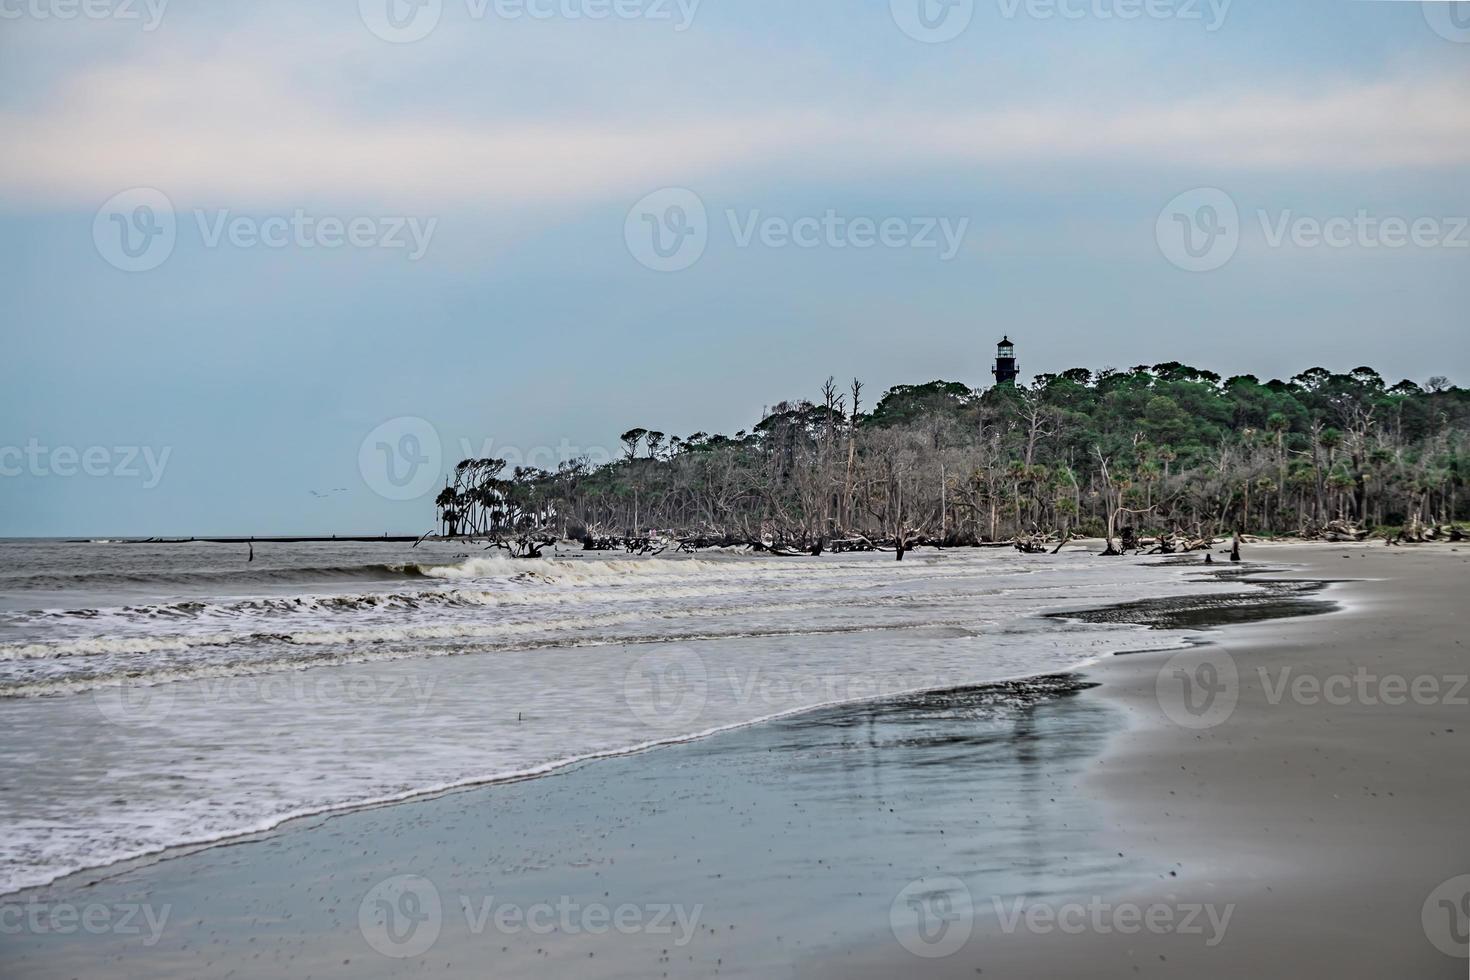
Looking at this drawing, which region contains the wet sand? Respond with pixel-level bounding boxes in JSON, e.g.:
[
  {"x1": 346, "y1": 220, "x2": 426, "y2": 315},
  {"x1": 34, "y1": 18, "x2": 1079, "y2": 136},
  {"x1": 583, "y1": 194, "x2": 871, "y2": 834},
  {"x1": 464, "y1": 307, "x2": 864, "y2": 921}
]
[
  {"x1": 2, "y1": 544, "x2": 1466, "y2": 978},
  {"x1": 831, "y1": 543, "x2": 1470, "y2": 978}
]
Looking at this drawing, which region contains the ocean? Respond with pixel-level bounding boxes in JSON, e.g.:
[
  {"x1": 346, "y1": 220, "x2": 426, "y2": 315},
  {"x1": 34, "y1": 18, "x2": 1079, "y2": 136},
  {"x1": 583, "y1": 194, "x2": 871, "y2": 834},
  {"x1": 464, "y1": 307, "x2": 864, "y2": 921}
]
[{"x1": 0, "y1": 538, "x2": 1235, "y2": 897}]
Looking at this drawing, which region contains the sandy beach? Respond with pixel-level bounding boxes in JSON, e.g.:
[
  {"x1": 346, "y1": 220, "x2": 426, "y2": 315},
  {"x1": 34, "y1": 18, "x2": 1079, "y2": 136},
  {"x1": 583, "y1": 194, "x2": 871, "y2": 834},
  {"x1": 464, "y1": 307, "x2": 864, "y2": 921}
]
[
  {"x1": 835, "y1": 542, "x2": 1470, "y2": 978},
  {"x1": 1, "y1": 543, "x2": 1465, "y2": 978},
  {"x1": 10, "y1": 1, "x2": 1467, "y2": 975}
]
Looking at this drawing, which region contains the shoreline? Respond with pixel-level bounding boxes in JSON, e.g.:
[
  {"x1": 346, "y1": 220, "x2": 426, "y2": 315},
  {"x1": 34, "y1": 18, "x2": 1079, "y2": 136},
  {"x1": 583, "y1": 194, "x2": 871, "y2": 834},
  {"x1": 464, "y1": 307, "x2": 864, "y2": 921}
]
[
  {"x1": 0, "y1": 661, "x2": 1112, "y2": 902},
  {"x1": 3, "y1": 548, "x2": 1290, "y2": 904},
  {"x1": 832, "y1": 541, "x2": 1470, "y2": 977},
  {"x1": 3, "y1": 544, "x2": 1464, "y2": 978}
]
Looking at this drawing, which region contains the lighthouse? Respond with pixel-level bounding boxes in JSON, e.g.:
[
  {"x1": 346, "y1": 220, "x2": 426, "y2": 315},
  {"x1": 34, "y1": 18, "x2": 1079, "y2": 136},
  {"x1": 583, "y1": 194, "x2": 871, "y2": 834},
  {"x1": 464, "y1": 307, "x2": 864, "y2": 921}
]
[{"x1": 992, "y1": 336, "x2": 1019, "y2": 387}]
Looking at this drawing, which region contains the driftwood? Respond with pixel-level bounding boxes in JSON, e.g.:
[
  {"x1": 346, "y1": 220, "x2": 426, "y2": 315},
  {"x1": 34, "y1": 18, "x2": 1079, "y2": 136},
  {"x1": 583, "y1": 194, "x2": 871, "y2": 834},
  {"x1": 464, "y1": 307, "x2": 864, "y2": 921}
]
[
  {"x1": 1145, "y1": 530, "x2": 1215, "y2": 555},
  {"x1": 1299, "y1": 519, "x2": 1370, "y2": 542},
  {"x1": 465, "y1": 532, "x2": 558, "y2": 558},
  {"x1": 1396, "y1": 517, "x2": 1460, "y2": 544},
  {"x1": 1014, "y1": 533, "x2": 1052, "y2": 554}
]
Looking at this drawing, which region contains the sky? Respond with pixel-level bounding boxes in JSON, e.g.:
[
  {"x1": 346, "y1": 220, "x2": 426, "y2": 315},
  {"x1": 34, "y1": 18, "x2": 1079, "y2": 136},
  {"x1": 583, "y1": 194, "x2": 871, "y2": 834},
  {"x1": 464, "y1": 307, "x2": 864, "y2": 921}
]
[{"x1": 1, "y1": 0, "x2": 1467, "y2": 536}]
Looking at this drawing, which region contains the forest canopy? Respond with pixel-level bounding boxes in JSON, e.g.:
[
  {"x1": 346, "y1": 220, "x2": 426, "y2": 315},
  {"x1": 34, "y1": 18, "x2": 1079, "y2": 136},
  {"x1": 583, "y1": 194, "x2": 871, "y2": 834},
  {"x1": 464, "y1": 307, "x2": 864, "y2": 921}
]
[{"x1": 434, "y1": 365, "x2": 1467, "y2": 554}]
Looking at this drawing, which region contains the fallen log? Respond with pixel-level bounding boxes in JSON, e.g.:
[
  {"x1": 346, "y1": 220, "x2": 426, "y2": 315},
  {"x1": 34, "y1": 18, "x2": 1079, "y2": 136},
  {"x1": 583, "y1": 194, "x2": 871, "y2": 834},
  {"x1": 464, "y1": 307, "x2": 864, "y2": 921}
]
[
  {"x1": 1014, "y1": 534, "x2": 1050, "y2": 554},
  {"x1": 1300, "y1": 519, "x2": 1370, "y2": 542}
]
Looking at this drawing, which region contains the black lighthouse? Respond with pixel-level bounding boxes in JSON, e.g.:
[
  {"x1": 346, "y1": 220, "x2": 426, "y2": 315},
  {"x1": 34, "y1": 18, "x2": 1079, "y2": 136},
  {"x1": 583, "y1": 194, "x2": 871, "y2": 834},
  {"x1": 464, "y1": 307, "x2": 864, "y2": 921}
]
[{"x1": 992, "y1": 336, "x2": 1019, "y2": 387}]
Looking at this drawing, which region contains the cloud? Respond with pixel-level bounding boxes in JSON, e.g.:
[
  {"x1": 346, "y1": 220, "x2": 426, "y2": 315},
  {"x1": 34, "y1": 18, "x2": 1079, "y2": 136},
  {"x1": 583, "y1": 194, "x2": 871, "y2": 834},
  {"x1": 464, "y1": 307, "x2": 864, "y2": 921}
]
[{"x1": 2, "y1": 45, "x2": 1467, "y2": 211}]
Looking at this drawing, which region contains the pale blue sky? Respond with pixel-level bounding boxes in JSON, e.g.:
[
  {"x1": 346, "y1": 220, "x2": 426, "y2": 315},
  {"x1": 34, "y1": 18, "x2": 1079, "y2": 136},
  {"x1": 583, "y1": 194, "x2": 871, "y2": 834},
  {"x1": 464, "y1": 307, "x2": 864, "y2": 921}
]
[{"x1": 1, "y1": 0, "x2": 1467, "y2": 536}]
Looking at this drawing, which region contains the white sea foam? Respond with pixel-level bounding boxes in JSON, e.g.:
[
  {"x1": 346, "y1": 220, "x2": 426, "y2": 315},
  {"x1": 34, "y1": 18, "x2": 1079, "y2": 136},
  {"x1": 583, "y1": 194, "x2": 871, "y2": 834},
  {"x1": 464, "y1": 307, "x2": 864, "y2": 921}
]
[{"x1": 0, "y1": 545, "x2": 1241, "y2": 897}]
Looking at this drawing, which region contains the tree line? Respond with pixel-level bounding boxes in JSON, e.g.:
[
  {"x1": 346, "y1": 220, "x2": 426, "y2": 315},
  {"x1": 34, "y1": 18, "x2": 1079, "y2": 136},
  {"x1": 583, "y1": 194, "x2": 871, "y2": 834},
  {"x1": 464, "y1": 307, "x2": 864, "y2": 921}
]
[{"x1": 433, "y1": 364, "x2": 1468, "y2": 555}]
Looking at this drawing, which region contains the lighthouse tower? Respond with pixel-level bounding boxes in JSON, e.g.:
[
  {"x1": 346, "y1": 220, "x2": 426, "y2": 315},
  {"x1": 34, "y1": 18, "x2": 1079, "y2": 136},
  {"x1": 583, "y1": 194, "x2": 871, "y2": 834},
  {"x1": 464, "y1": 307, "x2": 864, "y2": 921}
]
[{"x1": 992, "y1": 336, "x2": 1019, "y2": 387}]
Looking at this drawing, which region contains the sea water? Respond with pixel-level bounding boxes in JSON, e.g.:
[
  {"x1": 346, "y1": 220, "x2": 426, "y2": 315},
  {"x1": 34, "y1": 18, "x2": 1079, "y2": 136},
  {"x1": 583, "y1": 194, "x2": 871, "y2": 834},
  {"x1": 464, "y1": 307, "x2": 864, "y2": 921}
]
[{"x1": 0, "y1": 539, "x2": 1236, "y2": 895}]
